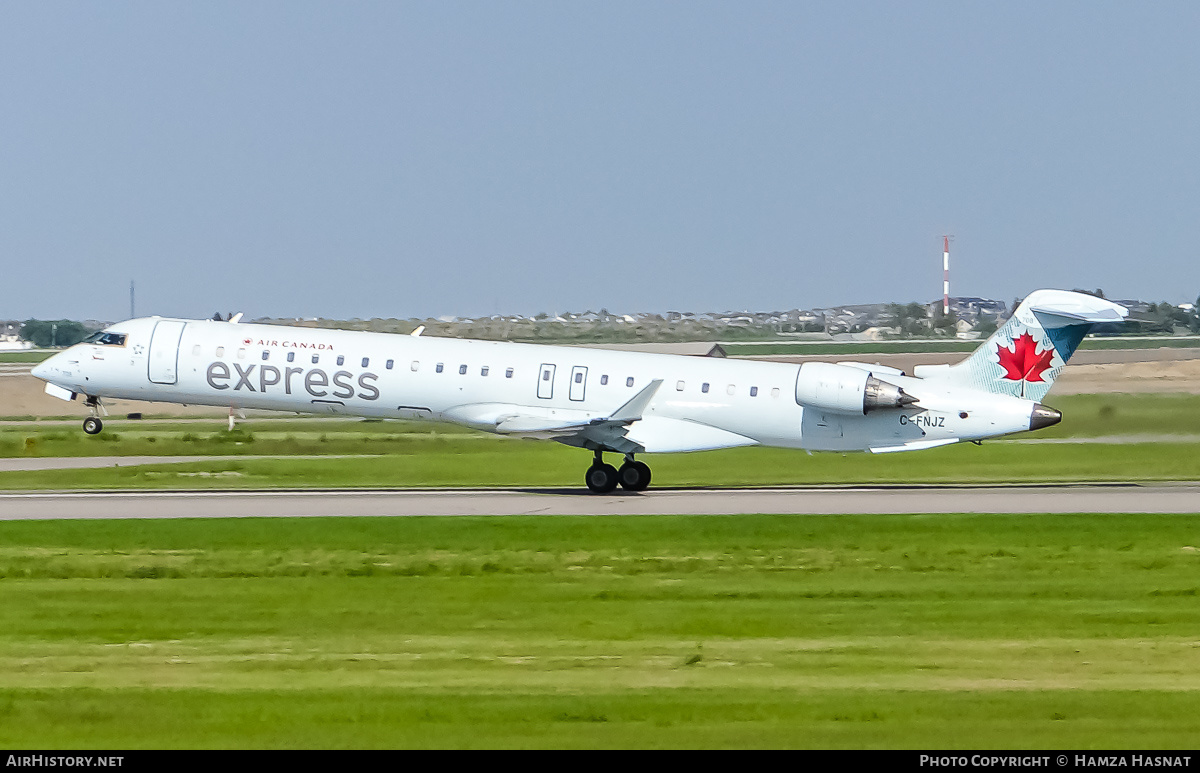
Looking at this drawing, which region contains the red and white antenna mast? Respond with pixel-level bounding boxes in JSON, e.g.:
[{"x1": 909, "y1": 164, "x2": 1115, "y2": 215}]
[{"x1": 942, "y1": 235, "x2": 951, "y2": 316}]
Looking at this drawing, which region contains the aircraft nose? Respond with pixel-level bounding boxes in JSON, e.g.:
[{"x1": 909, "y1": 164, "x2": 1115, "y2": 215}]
[
  {"x1": 1029, "y1": 403, "x2": 1062, "y2": 432},
  {"x1": 30, "y1": 358, "x2": 51, "y2": 380},
  {"x1": 31, "y1": 351, "x2": 66, "y2": 381}
]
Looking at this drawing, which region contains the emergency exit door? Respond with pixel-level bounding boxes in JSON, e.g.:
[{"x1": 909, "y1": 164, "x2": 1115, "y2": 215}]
[
  {"x1": 569, "y1": 366, "x2": 587, "y2": 401},
  {"x1": 537, "y1": 363, "x2": 556, "y2": 399}
]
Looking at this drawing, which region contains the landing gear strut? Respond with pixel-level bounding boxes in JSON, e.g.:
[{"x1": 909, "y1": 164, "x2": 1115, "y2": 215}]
[
  {"x1": 82, "y1": 396, "x2": 105, "y2": 435},
  {"x1": 585, "y1": 450, "x2": 652, "y2": 493},
  {"x1": 585, "y1": 450, "x2": 618, "y2": 494}
]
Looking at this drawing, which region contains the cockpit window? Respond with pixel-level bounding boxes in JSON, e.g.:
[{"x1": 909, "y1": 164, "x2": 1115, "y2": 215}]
[{"x1": 83, "y1": 332, "x2": 127, "y2": 346}]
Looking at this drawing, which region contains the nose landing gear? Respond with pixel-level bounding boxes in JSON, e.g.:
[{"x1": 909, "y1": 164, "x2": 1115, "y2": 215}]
[
  {"x1": 585, "y1": 450, "x2": 652, "y2": 493},
  {"x1": 82, "y1": 396, "x2": 107, "y2": 435}
]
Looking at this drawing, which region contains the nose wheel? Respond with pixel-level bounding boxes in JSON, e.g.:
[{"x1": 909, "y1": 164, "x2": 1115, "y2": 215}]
[{"x1": 585, "y1": 451, "x2": 652, "y2": 493}]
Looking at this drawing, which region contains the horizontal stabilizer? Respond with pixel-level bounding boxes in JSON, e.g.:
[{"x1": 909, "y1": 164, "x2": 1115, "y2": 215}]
[{"x1": 1028, "y1": 295, "x2": 1127, "y2": 328}]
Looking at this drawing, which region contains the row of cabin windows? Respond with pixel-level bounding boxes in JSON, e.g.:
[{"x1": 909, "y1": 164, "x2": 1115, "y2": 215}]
[
  {"x1": 432, "y1": 363, "x2": 515, "y2": 378},
  {"x1": 194, "y1": 345, "x2": 522, "y2": 379},
  {"x1": 196, "y1": 345, "x2": 398, "y2": 370},
  {"x1": 597, "y1": 375, "x2": 637, "y2": 387},
  {"x1": 192, "y1": 346, "x2": 780, "y2": 397},
  {"x1": 680, "y1": 381, "x2": 778, "y2": 398}
]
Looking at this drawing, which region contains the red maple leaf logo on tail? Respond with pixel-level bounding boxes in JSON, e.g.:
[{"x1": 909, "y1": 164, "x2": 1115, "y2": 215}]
[{"x1": 997, "y1": 331, "x2": 1055, "y2": 382}]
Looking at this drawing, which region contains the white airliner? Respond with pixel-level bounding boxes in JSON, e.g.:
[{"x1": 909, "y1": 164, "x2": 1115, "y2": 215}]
[{"x1": 32, "y1": 290, "x2": 1126, "y2": 493}]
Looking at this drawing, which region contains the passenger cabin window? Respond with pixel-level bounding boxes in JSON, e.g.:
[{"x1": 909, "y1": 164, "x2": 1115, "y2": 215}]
[
  {"x1": 601, "y1": 375, "x2": 608, "y2": 385},
  {"x1": 750, "y1": 386, "x2": 758, "y2": 397},
  {"x1": 261, "y1": 351, "x2": 269, "y2": 361},
  {"x1": 702, "y1": 383, "x2": 710, "y2": 393},
  {"x1": 216, "y1": 346, "x2": 225, "y2": 357},
  {"x1": 771, "y1": 387, "x2": 780, "y2": 398},
  {"x1": 505, "y1": 368, "x2": 514, "y2": 379},
  {"x1": 411, "y1": 361, "x2": 419, "y2": 371},
  {"x1": 362, "y1": 357, "x2": 369, "y2": 368},
  {"x1": 386, "y1": 360, "x2": 394, "y2": 370},
  {"x1": 676, "y1": 380, "x2": 685, "y2": 391},
  {"x1": 436, "y1": 363, "x2": 444, "y2": 373},
  {"x1": 626, "y1": 377, "x2": 634, "y2": 387},
  {"x1": 192, "y1": 345, "x2": 201, "y2": 356},
  {"x1": 312, "y1": 354, "x2": 319, "y2": 364},
  {"x1": 337, "y1": 355, "x2": 345, "y2": 366},
  {"x1": 237, "y1": 349, "x2": 246, "y2": 359},
  {"x1": 727, "y1": 384, "x2": 735, "y2": 395},
  {"x1": 576, "y1": 372, "x2": 584, "y2": 384},
  {"x1": 543, "y1": 370, "x2": 551, "y2": 381},
  {"x1": 459, "y1": 364, "x2": 467, "y2": 375},
  {"x1": 287, "y1": 352, "x2": 295, "y2": 363},
  {"x1": 481, "y1": 366, "x2": 489, "y2": 376},
  {"x1": 83, "y1": 332, "x2": 127, "y2": 346}
]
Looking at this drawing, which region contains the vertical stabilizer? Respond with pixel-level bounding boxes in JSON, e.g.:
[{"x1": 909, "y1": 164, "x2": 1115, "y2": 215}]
[{"x1": 916, "y1": 290, "x2": 1127, "y2": 401}]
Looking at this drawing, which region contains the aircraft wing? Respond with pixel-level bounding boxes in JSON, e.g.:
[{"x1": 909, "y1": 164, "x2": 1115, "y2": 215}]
[{"x1": 442, "y1": 379, "x2": 757, "y2": 454}]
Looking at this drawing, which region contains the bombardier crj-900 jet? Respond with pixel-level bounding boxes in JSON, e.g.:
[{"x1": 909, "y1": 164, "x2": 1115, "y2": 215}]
[{"x1": 33, "y1": 290, "x2": 1126, "y2": 493}]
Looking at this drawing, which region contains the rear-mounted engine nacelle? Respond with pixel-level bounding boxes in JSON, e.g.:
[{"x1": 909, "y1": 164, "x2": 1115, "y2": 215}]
[{"x1": 795, "y1": 362, "x2": 918, "y2": 415}]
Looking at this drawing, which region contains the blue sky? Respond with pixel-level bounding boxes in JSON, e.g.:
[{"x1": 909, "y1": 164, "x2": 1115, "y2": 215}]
[{"x1": 3, "y1": 1, "x2": 1198, "y2": 321}]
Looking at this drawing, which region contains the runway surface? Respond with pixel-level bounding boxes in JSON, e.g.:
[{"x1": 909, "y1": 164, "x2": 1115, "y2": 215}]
[{"x1": 1, "y1": 485, "x2": 1198, "y2": 520}]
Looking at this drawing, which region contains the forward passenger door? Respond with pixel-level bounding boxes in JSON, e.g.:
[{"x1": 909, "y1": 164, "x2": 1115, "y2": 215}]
[{"x1": 148, "y1": 320, "x2": 186, "y2": 385}]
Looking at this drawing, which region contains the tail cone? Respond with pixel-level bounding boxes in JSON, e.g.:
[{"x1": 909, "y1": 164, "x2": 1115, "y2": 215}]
[{"x1": 1029, "y1": 404, "x2": 1062, "y2": 432}]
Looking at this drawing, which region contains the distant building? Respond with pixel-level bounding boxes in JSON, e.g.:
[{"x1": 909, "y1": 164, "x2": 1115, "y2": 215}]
[
  {"x1": 0, "y1": 320, "x2": 33, "y2": 350},
  {"x1": 818, "y1": 303, "x2": 889, "y2": 334},
  {"x1": 925, "y1": 297, "x2": 1008, "y2": 326}
]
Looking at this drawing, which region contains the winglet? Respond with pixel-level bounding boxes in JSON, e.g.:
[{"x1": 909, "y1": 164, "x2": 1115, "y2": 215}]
[
  {"x1": 411, "y1": 325, "x2": 425, "y2": 337},
  {"x1": 606, "y1": 379, "x2": 663, "y2": 423}
]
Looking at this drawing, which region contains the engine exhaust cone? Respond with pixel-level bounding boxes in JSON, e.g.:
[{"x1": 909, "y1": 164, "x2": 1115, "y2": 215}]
[{"x1": 1029, "y1": 404, "x2": 1062, "y2": 431}]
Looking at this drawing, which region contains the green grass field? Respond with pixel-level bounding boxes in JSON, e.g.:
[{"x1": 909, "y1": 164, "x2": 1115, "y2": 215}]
[
  {"x1": 1, "y1": 514, "x2": 1199, "y2": 748},
  {"x1": 0, "y1": 352, "x2": 51, "y2": 363},
  {"x1": 3, "y1": 391, "x2": 1200, "y2": 747}
]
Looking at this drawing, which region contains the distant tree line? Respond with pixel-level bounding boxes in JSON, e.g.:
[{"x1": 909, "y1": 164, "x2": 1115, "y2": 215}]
[
  {"x1": 1072, "y1": 289, "x2": 1200, "y2": 335},
  {"x1": 19, "y1": 319, "x2": 91, "y2": 348},
  {"x1": 1135, "y1": 301, "x2": 1199, "y2": 334}
]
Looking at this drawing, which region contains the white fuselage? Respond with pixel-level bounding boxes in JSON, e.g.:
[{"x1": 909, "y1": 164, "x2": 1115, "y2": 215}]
[{"x1": 33, "y1": 316, "x2": 1045, "y2": 454}]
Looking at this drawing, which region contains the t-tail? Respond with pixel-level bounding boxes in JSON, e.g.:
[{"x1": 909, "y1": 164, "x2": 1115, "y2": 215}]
[{"x1": 914, "y1": 290, "x2": 1128, "y2": 403}]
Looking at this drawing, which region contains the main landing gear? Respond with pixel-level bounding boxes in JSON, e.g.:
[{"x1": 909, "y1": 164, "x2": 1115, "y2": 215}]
[{"x1": 585, "y1": 450, "x2": 652, "y2": 494}]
